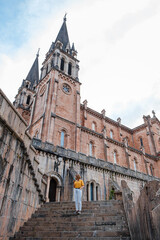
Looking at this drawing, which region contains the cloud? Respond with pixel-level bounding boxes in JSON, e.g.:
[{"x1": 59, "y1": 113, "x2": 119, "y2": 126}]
[
  {"x1": 1, "y1": 0, "x2": 160, "y2": 129},
  {"x1": 106, "y1": 0, "x2": 160, "y2": 43}
]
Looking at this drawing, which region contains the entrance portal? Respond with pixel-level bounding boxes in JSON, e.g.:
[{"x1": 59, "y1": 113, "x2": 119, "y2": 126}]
[{"x1": 49, "y1": 178, "x2": 57, "y2": 202}]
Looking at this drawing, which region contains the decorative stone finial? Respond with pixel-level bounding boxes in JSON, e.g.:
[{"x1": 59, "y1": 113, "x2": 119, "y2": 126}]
[
  {"x1": 152, "y1": 110, "x2": 156, "y2": 118},
  {"x1": 117, "y1": 117, "x2": 121, "y2": 124},
  {"x1": 101, "y1": 109, "x2": 106, "y2": 118},
  {"x1": 83, "y1": 100, "x2": 88, "y2": 109},
  {"x1": 37, "y1": 48, "x2": 40, "y2": 57},
  {"x1": 64, "y1": 13, "x2": 67, "y2": 22}
]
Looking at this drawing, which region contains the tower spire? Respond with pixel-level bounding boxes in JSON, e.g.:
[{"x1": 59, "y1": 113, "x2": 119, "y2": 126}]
[
  {"x1": 64, "y1": 13, "x2": 67, "y2": 22},
  {"x1": 54, "y1": 15, "x2": 70, "y2": 51},
  {"x1": 25, "y1": 51, "x2": 39, "y2": 88},
  {"x1": 37, "y1": 48, "x2": 40, "y2": 57}
]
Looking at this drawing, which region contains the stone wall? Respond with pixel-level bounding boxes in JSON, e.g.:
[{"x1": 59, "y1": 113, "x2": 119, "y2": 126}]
[
  {"x1": 32, "y1": 138, "x2": 159, "y2": 203},
  {"x1": 0, "y1": 89, "x2": 47, "y2": 240},
  {"x1": 121, "y1": 180, "x2": 160, "y2": 240}
]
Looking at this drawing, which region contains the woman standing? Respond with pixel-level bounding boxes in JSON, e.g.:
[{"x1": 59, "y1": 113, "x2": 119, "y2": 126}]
[{"x1": 74, "y1": 174, "x2": 84, "y2": 214}]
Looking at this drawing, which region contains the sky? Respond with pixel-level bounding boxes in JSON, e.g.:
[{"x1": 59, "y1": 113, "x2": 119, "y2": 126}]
[{"x1": 0, "y1": 0, "x2": 160, "y2": 128}]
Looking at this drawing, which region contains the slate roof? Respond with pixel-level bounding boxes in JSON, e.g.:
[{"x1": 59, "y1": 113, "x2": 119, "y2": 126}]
[
  {"x1": 55, "y1": 15, "x2": 70, "y2": 51},
  {"x1": 24, "y1": 52, "x2": 39, "y2": 89}
]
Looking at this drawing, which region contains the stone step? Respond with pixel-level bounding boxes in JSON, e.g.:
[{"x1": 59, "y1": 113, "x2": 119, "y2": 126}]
[
  {"x1": 23, "y1": 216, "x2": 127, "y2": 225},
  {"x1": 20, "y1": 222, "x2": 128, "y2": 232},
  {"x1": 15, "y1": 229, "x2": 130, "y2": 238},
  {"x1": 11, "y1": 200, "x2": 131, "y2": 240},
  {"x1": 11, "y1": 237, "x2": 131, "y2": 240},
  {"x1": 42, "y1": 201, "x2": 123, "y2": 209},
  {"x1": 32, "y1": 210, "x2": 123, "y2": 219},
  {"x1": 42, "y1": 201, "x2": 123, "y2": 208}
]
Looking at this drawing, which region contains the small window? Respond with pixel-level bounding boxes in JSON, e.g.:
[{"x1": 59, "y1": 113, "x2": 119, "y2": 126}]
[
  {"x1": 114, "y1": 151, "x2": 117, "y2": 164},
  {"x1": 60, "y1": 58, "x2": 65, "y2": 71},
  {"x1": 110, "y1": 130, "x2": 113, "y2": 139},
  {"x1": 89, "y1": 142, "x2": 93, "y2": 156},
  {"x1": 90, "y1": 182, "x2": 94, "y2": 201},
  {"x1": 46, "y1": 64, "x2": 48, "y2": 74},
  {"x1": 150, "y1": 164, "x2": 154, "y2": 176},
  {"x1": 60, "y1": 131, "x2": 65, "y2": 147},
  {"x1": 140, "y1": 137, "x2": 143, "y2": 147},
  {"x1": 133, "y1": 158, "x2": 137, "y2": 171},
  {"x1": 68, "y1": 62, "x2": 72, "y2": 75},
  {"x1": 92, "y1": 122, "x2": 96, "y2": 131},
  {"x1": 96, "y1": 186, "x2": 98, "y2": 201},
  {"x1": 26, "y1": 95, "x2": 31, "y2": 105}
]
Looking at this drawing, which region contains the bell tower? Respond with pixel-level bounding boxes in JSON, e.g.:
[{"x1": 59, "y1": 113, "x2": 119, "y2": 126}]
[{"x1": 29, "y1": 16, "x2": 81, "y2": 151}]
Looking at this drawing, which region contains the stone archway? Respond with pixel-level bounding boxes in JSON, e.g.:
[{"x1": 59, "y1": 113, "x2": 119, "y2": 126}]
[{"x1": 46, "y1": 171, "x2": 63, "y2": 202}]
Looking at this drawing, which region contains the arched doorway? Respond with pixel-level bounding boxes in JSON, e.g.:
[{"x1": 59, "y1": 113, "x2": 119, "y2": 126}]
[{"x1": 49, "y1": 178, "x2": 57, "y2": 202}]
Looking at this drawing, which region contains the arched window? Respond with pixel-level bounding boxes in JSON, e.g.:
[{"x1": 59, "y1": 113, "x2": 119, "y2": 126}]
[
  {"x1": 96, "y1": 186, "x2": 98, "y2": 201},
  {"x1": 110, "y1": 130, "x2": 113, "y2": 139},
  {"x1": 46, "y1": 64, "x2": 48, "y2": 74},
  {"x1": 113, "y1": 151, "x2": 117, "y2": 164},
  {"x1": 89, "y1": 142, "x2": 93, "y2": 156},
  {"x1": 68, "y1": 62, "x2": 72, "y2": 75},
  {"x1": 60, "y1": 130, "x2": 65, "y2": 147},
  {"x1": 26, "y1": 95, "x2": 31, "y2": 105},
  {"x1": 90, "y1": 182, "x2": 94, "y2": 201},
  {"x1": 133, "y1": 158, "x2": 137, "y2": 171},
  {"x1": 86, "y1": 184, "x2": 89, "y2": 201},
  {"x1": 150, "y1": 164, "x2": 154, "y2": 176},
  {"x1": 140, "y1": 137, "x2": 143, "y2": 147},
  {"x1": 92, "y1": 122, "x2": 96, "y2": 131},
  {"x1": 60, "y1": 58, "x2": 65, "y2": 71}
]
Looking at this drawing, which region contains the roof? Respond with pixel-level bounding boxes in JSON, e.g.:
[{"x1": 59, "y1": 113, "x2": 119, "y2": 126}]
[{"x1": 55, "y1": 15, "x2": 70, "y2": 51}]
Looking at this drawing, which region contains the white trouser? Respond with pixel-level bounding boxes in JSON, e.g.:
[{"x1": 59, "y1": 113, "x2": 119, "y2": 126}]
[{"x1": 74, "y1": 188, "x2": 82, "y2": 211}]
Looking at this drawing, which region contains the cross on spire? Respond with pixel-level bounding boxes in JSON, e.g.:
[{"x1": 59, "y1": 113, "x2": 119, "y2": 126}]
[{"x1": 64, "y1": 13, "x2": 67, "y2": 22}]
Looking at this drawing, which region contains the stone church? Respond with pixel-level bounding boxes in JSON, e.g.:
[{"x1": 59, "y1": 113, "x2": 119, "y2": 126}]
[{"x1": 0, "y1": 15, "x2": 160, "y2": 239}]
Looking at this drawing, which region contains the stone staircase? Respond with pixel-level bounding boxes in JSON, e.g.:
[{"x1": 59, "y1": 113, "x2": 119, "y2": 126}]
[{"x1": 11, "y1": 200, "x2": 131, "y2": 240}]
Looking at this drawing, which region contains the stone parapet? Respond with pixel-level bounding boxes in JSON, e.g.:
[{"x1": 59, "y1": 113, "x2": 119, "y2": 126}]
[
  {"x1": 0, "y1": 89, "x2": 47, "y2": 240},
  {"x1": 32, "y1": 138, "x2": 160, "y2": 183}
]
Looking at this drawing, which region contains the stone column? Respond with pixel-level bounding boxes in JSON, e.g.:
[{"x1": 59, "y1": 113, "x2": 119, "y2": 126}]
[
  {"x1": 117, "y1": 117, "x2": 123, "y2": 142},
  {"x1": 56, "y1": 52, "x2": 60, "y2": 69},
  {"x1": 75, "y1": 64, "x2": 79, "y2": 81},
  {"x1": 48, "y1": 60, "x2": 52, "y2": 72},
  {"x1": 141, "y1": 146, "x2": 148, "y2": 174},
  {"x1": 56, "y1": 186, "x2": 61, "y2": 202},
  {"x1": 94, "y1": 183, "x2": 96, "y2": 201},
  {"x1": 41, "y1": 65, "x2": 47, "y2": 79},
  {"x1": 123, "y1": 137, "x2": 130, "y2": 168},
  {"x1": 46, "y1": 176, "x2": 50, "y2": 202},
  {"x1": 64, "y1": 59, "x2": 68, "y2": 74},
  {"x1": 143, "y1": 115, "x2": 156, "y2": 155},
  {"x1": 83, "y1": 100, "x2": 88, "y2": 127},
  {"x1": 88, "y1": 183, "x2": 91, "y2": 201}
]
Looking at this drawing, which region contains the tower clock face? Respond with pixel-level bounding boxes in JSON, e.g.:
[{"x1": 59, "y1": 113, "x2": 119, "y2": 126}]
[{"x1": 62, "y1": 83, "x2": 71, "y2": 94}]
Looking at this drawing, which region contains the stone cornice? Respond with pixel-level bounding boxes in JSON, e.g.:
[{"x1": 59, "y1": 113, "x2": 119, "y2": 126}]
[
  {"x1": 81, "y1": 126, "x2": 103, "y2": 138},
  {"x1": 51, "y1": 112, "x2": 75, "y2": 125},
  {"x1": 106, "y1": 137, "x2": 124, "y2": 147},
  {"x1": 80, "y1": 105, "x2": 133, "y2": 133}
]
